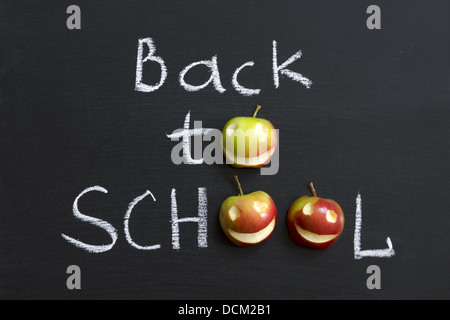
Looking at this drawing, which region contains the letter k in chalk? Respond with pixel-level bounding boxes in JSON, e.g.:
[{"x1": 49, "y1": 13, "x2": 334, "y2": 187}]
[{"x1": 272, "y1": 40, "x2": 312, "y2": 89}]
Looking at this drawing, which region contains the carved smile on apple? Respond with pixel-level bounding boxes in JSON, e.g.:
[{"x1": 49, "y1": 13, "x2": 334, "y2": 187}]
[
  {"x1": 287, "y1": 183, "x2": 345, "y2": 250},
  {"x1": 222, "y1": 106, "x2": 278, "y2": 168},
  {"x1": 219, "y1": 176, "x2": 278, "y2": 247}
]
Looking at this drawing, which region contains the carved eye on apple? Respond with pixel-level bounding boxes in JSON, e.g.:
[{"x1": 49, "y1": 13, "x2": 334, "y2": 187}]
[
  {"x1": 287, "y1": 183, "x2": 345, "y2": 250},
  {"x1": 222, "y1": 106, "x2": 278, "y2": 168},
  {"x1": 219, "y1": 176, "x2": 278, "y2": 247}
]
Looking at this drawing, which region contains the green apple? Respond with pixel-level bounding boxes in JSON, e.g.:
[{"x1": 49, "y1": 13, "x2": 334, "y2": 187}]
[
  {"x1": 222, "y1": 106, "x2": 278, "y2": 168},
  {"x1": 219, "y1": 176, "x2": 278, "y2": 247}
]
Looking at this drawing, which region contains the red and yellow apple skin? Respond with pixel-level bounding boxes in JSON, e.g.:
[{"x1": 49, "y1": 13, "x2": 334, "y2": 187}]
[
  {"x1": 222, "y1": 106, "x2": 278, "y2": 169},
  {"x1": 220, "y1": 191, "x2": 277, "y2": 247},
  {"x1": 287, "y1": 195, "x2": 344, "y2": 250}
]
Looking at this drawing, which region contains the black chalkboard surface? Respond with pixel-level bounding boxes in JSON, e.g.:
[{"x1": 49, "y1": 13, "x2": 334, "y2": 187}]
[{"x1": 1, "y1": 0, "x2": 449, "y2": 301}]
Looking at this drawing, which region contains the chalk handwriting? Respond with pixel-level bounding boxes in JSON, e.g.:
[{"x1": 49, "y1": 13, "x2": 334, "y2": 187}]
[
  {"x1": 62, "y1": 186, "x2": 118, "y2": 253},
  {"x1": 135, "y1": 38, "x2": 168, "y2": 92},
  {"x1": 179, "y1": 56, "x2": 226, "y2": 93},
  {"x1": 354, "y1": 193, "x2": 395, "y2": 259},
  {"x1": 62, "y1": 187, "x2": 208, "y2": 252},
  {"x1": 135, "y1": 38, "x2": 312, "y2": 95},
  {"x1": 171, "y1": 188, "x2": 208, "y2": 250},
  {"x1": 124, "y1": 190, "x2": 161, "y2": 251}
]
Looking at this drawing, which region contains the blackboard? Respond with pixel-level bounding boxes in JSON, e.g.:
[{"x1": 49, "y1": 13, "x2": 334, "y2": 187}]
[{"x1": 1, "y1": 0, "x2": 449, "y2": 302}]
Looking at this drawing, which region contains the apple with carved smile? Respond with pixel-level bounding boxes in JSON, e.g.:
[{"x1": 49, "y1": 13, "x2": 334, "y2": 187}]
[
  {"x1": 287, "y1": 183, "x2": 344, "y2": 250},
  {"x1": 222, "y1": 106, "x2": 278, "y2": 168},
  {"x1": 220, "y1": 176, "x2": 277, "y2": 247}
]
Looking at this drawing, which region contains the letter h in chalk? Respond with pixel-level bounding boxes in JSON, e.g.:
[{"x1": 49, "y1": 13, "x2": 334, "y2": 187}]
[{"x1": 171, "y1": 188, "x2": 208, "y2": 250}]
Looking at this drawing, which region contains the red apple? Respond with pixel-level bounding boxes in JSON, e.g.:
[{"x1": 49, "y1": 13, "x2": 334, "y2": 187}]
[
  {"x1": 287, "y1": 183, "x2": 344, "y2": 250},
  {"x1": 220, "y1": 176, "x2": 278, "y2": 247}
]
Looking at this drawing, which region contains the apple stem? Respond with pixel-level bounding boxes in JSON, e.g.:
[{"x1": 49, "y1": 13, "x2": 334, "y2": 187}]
[
  {"x1": 253, "y1": 105, "x2": 262, "y2": 118},
  {"x1": 234, "y1": 176, "x2": 244, "y2": 196},
  {"x1": 309, "y1": 182, "x2": 317, "y2": 197}
]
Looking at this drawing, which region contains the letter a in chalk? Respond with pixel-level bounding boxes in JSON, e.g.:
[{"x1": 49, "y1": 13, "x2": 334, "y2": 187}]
[
  {"x1": 135, "y1": 38, "x2": 168, "y2": 92},
  {"x1": 179, "y1": 56, "x2": 226, "y2": 93}
]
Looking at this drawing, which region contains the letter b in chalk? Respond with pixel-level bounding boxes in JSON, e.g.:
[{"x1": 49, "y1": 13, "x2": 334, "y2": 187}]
[
  {"x1": 66, "y1": 265, "x2": 81, "y2": 290},
  {"x1": 66, "y1": 5, "x2": 81, "y2": 30}
]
